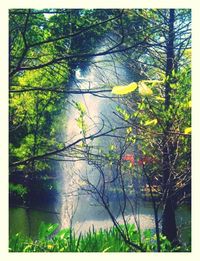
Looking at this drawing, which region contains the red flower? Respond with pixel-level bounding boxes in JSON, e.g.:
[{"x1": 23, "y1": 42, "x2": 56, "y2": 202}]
[
  {"x1": 122, "y1": 154, "x2": 134, "y2": 166},
  {"x1": 122, "y1": 154, "x2": 157, "y2": 167},
  {"x1": 138, "y1": 156, "x2": 157, "y2": 166}
]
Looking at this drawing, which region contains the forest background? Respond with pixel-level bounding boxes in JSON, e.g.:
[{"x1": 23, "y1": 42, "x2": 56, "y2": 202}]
[{"x1": 0, "y1": 0, "x2": 200, "y2": 260}]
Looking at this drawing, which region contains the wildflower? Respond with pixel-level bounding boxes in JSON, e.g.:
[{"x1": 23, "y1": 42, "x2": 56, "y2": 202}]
[{"x1": 47, "y1": 244, "x2": 54, "y2": 250}]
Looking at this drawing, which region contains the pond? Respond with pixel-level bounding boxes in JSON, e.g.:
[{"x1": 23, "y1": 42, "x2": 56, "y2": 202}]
[{"x1": 9, "y1": 200, "x2": 191, "y2": 245}]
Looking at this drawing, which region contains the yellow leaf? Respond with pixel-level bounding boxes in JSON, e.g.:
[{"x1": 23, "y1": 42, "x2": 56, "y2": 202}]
[
  {"x1": 184, "y1": 49, "x2": 192, "y2": 59},
  {"x1": 112, "y1": 82, "x2": 137, "y2": 95},
  {"x1": 109, "y1": 145, "x2": 116, "y2": 150},
  {"x1": 138, "y1": 81, "x2": 153, "y2": 96},
  {"x1": 188, "y1": 101, "x2": 192, "y2": 108},
  {"x1": 126, "y1": 127, "x2": 132, "y2": 134},
  {"x1": 144, "y1": 119, "x2": 158, "y2": 126},
  {"x1": 155, "y1": 96, "x2": 165, "y2": 102},
  {"x1": 184, "y1": 127, "x2": 191, "y2": 134}
]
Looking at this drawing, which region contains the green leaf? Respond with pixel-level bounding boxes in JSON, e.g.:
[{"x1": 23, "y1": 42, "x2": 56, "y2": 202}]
[
  {"x1": 112, "y1": 82, "x2": 137, "y2": 95},
  {"x1": 38, "y1": 223, "x2": 59, "y2": 240},
  {"x1": 38, "y1": 222, "x2": 47, "y2": 240},
  {"x1": 170, "y1": 83, "x2": 177, "y2": 89},
  {"x1": 109, "y1": 145, "x2": 116, "y2": 151},
  {"x1": 144, "y1": 119, "x2": 158, "y2": 126},
  {"x1": 55, "y1": 229, "x2": 70, "y2": 240},
  {"x1": 74, "y1": 101, "x2": 86, "y2": 113},
  {"x1": 23, "y1": 244, "x2": 33, "y2": 252},
  {"x1": 143, "y1": 229, "x2": 152, "y2": 239},
  {"x1": 102, "y1": 246, "x2": 112, "y2": 252},
  {"x1": 47, "y1": 223, "x2": 59, "y2": 235}
]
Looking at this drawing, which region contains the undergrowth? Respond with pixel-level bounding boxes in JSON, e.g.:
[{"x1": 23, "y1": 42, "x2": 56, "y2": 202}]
[{"x1": 9, "y1": 222, "x2": 191, "y2": 252}]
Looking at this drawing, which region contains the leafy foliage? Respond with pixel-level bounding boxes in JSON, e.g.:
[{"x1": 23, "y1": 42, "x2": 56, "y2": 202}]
[
  {"x1": 9, "y1": 183, "x2": 28, "y2": 199},
  {"x1": 9, "y1": 223, "x2": 190, "y2": 252}
]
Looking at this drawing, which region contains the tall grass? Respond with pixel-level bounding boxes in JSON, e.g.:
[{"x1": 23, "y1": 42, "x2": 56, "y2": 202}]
[{"x1": 9, "y1": 222, "x2": 190, "y2": 252}]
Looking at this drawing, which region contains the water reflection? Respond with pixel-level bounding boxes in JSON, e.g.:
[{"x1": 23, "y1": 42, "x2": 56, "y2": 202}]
[{"x1": 9, "y1": 202, "x2": 190, "y2": 245}]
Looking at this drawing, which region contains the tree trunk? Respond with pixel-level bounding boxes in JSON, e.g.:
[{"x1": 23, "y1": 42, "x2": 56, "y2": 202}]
[{"x1": 162, "y1": 9, "x2": 178, "y2": 244}]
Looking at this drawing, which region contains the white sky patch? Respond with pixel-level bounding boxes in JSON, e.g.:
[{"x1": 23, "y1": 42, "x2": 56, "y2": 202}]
[
  {"x1": 44, "y1": 13, "x2": 55, "y2": 20},
  {"x1": 35, "y1": 8, "x2": 55, "y2": 20}
]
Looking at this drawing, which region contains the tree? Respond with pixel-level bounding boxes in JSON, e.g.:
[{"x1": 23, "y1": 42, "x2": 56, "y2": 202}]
[{"x1": 110, "y1": 9, "x2": 191, "y2": 244}]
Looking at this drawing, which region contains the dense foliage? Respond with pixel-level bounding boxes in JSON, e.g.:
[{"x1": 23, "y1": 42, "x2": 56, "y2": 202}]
[{"x1": 9, "y1": 223, "x2": 190, "y2": 252}]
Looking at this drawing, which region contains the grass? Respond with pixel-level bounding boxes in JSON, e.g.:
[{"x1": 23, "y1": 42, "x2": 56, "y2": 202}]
[{"x1": 9, "y1": 222, "x2": 191, "y2": 252}]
